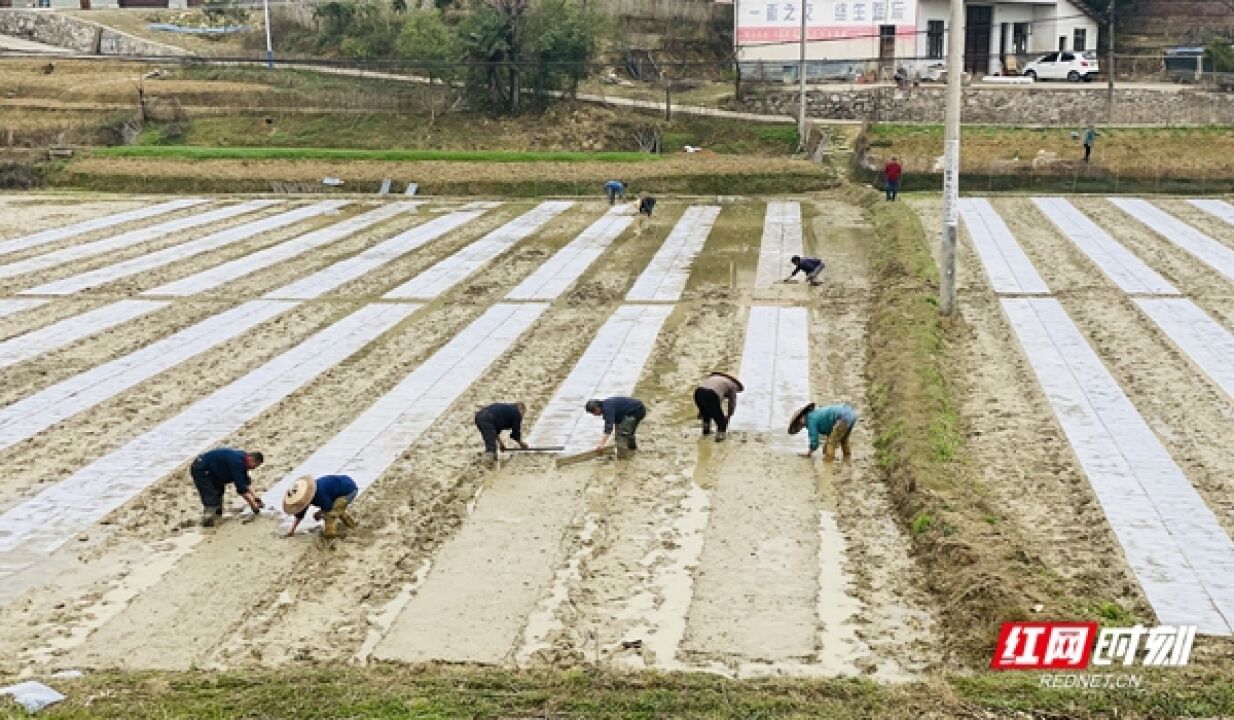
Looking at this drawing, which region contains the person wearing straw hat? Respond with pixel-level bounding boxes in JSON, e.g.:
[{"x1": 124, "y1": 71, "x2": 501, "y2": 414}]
[
  {"x1": 283, "y1": 474, "x2": 359, "y2": 538},
  {"x1": 785, "y1": 255, "x2": 825, "y2": 286},
  {"x1": 694, "y1": 371, "x2": 743, "y2": 442},
  {"x1": 190, "y1": 447, "x2": 265, "y2": 527},
  {"x1": 788, "y1": 402, "x2": 859, "y2": 462}
]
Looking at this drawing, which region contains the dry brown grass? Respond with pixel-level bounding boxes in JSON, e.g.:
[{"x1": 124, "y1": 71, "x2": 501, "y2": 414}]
[
  {"x1": 62, "y1": 9, "x2": 252, "y2": 57},
  {"x1": 0, "y1": 61, "x2": 271, "y2": 104},
  {"x1": 867, "y1": 124, "x2": 1234, "y2": 177},
  {"x1": 66, "y1": 154, "x2": 820, "y2": 183}
]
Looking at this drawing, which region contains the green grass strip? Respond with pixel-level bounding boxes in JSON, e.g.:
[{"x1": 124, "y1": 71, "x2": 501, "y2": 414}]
[{"x1": 93, "y1": 146, "x2": 660, "y2": 163}]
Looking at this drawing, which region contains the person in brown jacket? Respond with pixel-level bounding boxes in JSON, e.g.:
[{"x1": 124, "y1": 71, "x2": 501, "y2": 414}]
[{"x1": 694, "y1": 371, "x2": 743, "y2": 441}]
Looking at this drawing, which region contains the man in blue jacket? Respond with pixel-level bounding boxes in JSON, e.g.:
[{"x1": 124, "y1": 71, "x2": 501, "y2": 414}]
[
  {"x1": 786, "y1": 255, "x2": 825, "y2": 286},
  {"x1": 282, "y1": 474, "x2": 359, "y2": 539},
  {"x1": 789, "y1": 402, "x2": 858, "y2": 462},
  {"x1": 190, "y1": 447, "x2": 265, "y2": 526},
  {"x1": 604, "y1": 180, "x2": 626, "y2": 205},
  {"x1": 585, "y1": 396, "x2": 646, "y2": 455}
]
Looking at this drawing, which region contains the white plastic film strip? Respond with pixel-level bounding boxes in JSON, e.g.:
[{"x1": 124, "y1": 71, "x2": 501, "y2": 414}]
[
  {"x1": 145, "y1": 202, "x2": 417, "y2": 297},
  {"x1": 0, "y1": 303, "x2": 419, "y2": 575},
  {"x1": 526, "y1": 304, "x2": 672, "y2": 454},
  {"x1": 754, "y1": 201, "x2": 804, "y2": 289},
  {"x1": 0, "y1": 300, "x2": 167, "y2": 370},
  {"x1": 1110, "y1": 198, "x2": 1234, "y2": 285},
  {"x1": 25, "y1": 201, "x2": 348, "y2": 296},
  {"x1": 261, "y1": 302, "x2": 548, "y2": 517},
  {"x1": 957, "y1": 198, "x2": 1051, "y2": 295},
  {"x1": 1003, "y1": 297, "x2": 1234, "y2": 635},
  {"x1": 1189, "y1": 199, "x2": 1234, "y2": 226},
  {"x1": 1033, "y1": 197, "x2": 1179, "y2": 295},
  {"x1": 0, "y1": 299, "x2": 49, "y2": 321},
  {"x1": 727, "y1": 305, "x2": 811, "y2": 454},
  {"x1": 0, "y1": 198, "x2": 208, "y2": 258},
  {"x1": 1134, "y1": 298, "x2": 1234, "y2": 403},
  {"x1": 384, "y1": 201, "x2": 573, "y2": 300},
  {"x1": 271, "y1": 209, "x2": 484, "y2": 300},
  {"x1": 505, "y1": 207, "x2": 634, "y2": 301},
  {"x1": 0, "y1": 300, "x2": 298, "y2": 453},
  {"x1": 625, "y1": 206, "x2": 721, "y2": 302},
  {"x1": 0, "y1": 200, "x2": 278, "y2": 282}
]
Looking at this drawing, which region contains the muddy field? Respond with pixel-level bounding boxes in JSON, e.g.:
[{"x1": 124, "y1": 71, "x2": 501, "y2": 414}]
[
  {"x1": 0, "y1": 191, "x2": 936, "y2": 679},
  {"x1": 3, "y1": 189, "x2": 1234, "y2": 682}
]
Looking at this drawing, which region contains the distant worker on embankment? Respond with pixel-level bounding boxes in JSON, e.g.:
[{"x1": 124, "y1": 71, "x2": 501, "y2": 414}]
[
  {"x1": 694, "y1": 371, "x2": 742, "y2": 442},
  {"x1": 883, "y1": 156, "x2": 903, "y2": 201},
  {"x1": 789, "y1": 402, "x2": 859, "y2": 462}
]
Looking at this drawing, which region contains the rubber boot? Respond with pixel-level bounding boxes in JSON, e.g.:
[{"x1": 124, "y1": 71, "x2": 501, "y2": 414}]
[
  {"x1": 323, "y1": 513, "x2": 340, "y2": 539},
  {"x1": 701, "y1": 420, "x2": 712, "y2": 436},
  {"x1": 824, "y1": 420, "x2": 848, "y2": 462},
  {"x1": 715, "y1": 431, "x2": 726, "y2": 442},
  {"x1": 201, "y1": 507, "x2": 221, "y2": 527},
  {"x1": 334, "y1": 497, "x2": 357, "y2": 529}
]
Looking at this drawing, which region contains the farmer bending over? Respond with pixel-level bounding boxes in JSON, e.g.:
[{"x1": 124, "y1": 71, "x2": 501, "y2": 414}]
[{"x1": 789, "y1": 402, "x2": 859, "y2": 462}]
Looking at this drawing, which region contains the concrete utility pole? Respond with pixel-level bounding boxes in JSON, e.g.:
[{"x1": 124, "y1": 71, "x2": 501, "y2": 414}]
[
  {"x1": 939, "y1": 0, "x2": 964, "y2": 316},
  {"x1": 263, "y1": 0, "x2": 275, "y2": 69},
  {"x1": 1106, "y1": 0, "x2": 1116, "y2": 120},
  {"x1": 798, "y1": 0, "x2": 808, "y2": 149}
]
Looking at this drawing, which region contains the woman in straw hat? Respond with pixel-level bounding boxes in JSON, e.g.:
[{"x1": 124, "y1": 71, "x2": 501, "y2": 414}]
[
  {"x1": 788, "y1": 402, "x2": 859, "y2": 462},
  {"x1": 283, "y1": 474, "x2": 359, "y2": 538},
  {"x1": 694, "y1": 371, "x2": 743, "y2": 442}
]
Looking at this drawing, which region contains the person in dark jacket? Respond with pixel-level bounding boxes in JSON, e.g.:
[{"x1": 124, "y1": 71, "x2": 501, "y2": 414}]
[
  {"x1": 638, "y1": 194, "x2": 657, "y2": 217},
  {"x1": 694, "y1": 371, "x2": 742, "y2": 441},
  {"x1": 282, "y1": 474, "x2": 358, "y2": 539},
  {"x1": 475, "y1": 402, "x2": 529, "y2": 460},
  {"x1": 190, "y1": 447, "x2": 265, "y2": 526},
  {"x1": 585, "y1": 396, "x2": 646, "y2": 455},
  {"x1": 786, "y1": 255, "x2": 825, "y2": 286}
]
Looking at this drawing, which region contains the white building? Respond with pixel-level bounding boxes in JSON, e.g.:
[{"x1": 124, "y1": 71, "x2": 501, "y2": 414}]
[{"x1": 734, "y1": 0, "x2": 1100, "y2": 80}]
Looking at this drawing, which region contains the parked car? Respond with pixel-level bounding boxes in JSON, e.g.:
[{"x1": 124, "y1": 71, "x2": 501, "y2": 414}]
[{"x1": 1023, "y1": 51, "x2": 1100, "y2": 82}]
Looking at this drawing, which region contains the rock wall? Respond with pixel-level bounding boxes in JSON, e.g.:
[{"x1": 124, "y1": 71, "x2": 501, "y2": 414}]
[
  {"x1": 737, "y1": 85, "x2": 1234, "y2": 126},
  {"x1": 0, "y1": 9, "x2": 190, "y2": 56}
]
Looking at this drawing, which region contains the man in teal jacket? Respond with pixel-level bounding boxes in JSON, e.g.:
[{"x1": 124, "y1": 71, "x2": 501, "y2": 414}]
[{"x1": 789, "y1": 402, "x2": 858, "y2": 462}]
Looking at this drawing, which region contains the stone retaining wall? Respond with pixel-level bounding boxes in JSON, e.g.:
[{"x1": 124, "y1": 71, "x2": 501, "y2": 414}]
[
  {"x1": 0, "y1": 10, "x2": 190, "y2": 57},
  {"x1": 737, "y1": 86, "x2": 1234, "y2": 126}
]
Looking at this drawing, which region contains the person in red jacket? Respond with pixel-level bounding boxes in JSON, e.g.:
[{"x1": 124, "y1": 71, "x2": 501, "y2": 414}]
[{"x1": 883, "y1": 157, "x2": 903, "y2": 201}]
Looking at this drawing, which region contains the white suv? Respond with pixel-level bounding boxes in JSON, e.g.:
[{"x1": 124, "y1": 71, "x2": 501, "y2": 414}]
[{"x1": 1023, "y1": 50, "x2": 1100, "y2": 82}]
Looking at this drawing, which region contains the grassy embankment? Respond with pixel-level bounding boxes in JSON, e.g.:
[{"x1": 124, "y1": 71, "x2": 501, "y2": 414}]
[
  {"x1": 95, "y1": 146, "x2": 657, "y2": 163},
  {"x1": 60, "y1": 119, "x2": 826, "y2": 195},
  {"x1": 6, "y1": 664, "x2": 1234, "y2": 718},
  {"x1": 858, "y1": 186, "x2": 1057, "y2": 665},
  {"x1": 857, "y1": 124, "x2": 1234, "y2": 194}
]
